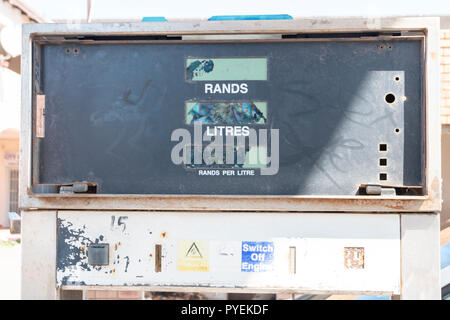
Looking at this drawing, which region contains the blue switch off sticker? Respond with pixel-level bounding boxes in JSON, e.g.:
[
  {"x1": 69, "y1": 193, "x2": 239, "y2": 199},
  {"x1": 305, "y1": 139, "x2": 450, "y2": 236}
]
[{"x1": 241, "y1": 241, "x2": 274, "y2": 272}]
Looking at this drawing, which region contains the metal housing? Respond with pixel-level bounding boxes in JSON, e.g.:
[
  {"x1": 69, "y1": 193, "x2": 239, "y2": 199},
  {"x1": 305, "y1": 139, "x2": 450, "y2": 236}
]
[
  {"x1": 19, "y1": 17, "x2": 443, "y2": 298},
  {"x1": 19, "y1": 17, "x2": 441, "y2": 213}
]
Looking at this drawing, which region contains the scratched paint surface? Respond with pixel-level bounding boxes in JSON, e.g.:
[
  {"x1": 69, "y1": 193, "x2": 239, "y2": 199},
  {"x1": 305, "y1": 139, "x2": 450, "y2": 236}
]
[
  {"x1": 56, "y1": 211, "x2": 401, "y2": 293},
  {"x1": 37, "y1": 41, "x2": 423, "y2": 195}
]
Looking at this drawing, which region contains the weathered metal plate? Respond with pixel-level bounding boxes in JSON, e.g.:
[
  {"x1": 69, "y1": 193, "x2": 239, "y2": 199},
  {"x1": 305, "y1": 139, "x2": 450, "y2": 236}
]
[
  {"x1": 35, "y1": 39, "x2": 423, "y2": 195},
  {"x1": 56, "y1": 211, "x2": 401, "y2": 293}
]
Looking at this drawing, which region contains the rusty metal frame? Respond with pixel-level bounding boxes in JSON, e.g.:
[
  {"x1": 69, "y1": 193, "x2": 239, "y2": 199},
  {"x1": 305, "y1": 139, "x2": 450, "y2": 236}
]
[{"x1": 19, "y1": 17, "x2": 442, "y2": 212}]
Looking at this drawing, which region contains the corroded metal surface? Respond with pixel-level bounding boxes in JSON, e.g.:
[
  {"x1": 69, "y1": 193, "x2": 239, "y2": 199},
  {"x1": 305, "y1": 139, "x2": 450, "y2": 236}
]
[{"x1": 21, "y1": 192, "x2": 441, "y2": 212}]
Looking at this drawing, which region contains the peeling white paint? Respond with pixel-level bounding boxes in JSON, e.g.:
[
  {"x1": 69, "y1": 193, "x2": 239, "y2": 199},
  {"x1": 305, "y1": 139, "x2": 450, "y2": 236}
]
[{"x1": 56, "y1": 211, "x2": 401, "y2": 293}]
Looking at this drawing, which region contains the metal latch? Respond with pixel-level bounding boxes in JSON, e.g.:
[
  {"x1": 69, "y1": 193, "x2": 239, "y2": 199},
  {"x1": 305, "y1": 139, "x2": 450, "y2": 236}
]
[
  {"x1": 360, "y1": 184, "x2": 423, "y2": 196},
  {"x1": 362, "y1": 184, "x2": 396, "y2": 196},
  {"x1": 59, "y1": 182, "x2": 97, "y2": 194}
]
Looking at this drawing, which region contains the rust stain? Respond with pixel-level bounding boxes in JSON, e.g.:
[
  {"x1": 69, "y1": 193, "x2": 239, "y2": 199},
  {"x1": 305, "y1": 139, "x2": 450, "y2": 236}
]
[
  {"x1": 386, "y1": 202, "x2": 406, "y2": 210},
  {"x1": 161, "y1": 232, "x2": 168, "y2": 238},
  {"x1": 34, "y1": 191, "x2": 439, "y2": 212}
]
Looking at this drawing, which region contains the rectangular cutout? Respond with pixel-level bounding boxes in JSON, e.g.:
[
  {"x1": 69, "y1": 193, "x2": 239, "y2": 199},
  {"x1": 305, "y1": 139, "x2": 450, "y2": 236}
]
[
  {"x1": 155, "y1": 244, "x2": 162, "y2": 273},
  {"x1": 379, "y1": 173, "x2": 388, "y2": 181},
  {"x1": 344, "y1": 247, "x2": 365, "y2": 269},
  {"x1": 379, "y1": 158, "x2": 387, "y2": 166},
  {"x1": 184, "y1": 145, "x2": 268, "y2": 169},
  {"x1": 87, "y1": 244, "x2": 109, "y2": 266},
  {"x1": 379, "y1": 143, "x2": 387, "y2": 152},
  {"x1": 289, "y1": 246, "x2": 296, "y2": 274},
  {"x1": 186, "y1": 58, "x2": 267, "y2": 81},
  {"x1": 186, "y1": 101, "x2": 267, "y2": 125}
]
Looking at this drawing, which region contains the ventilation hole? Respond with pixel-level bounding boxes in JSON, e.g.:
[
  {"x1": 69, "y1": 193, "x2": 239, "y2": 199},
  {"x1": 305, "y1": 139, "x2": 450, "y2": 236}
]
[
  {"x1": 379, "y1": 143, "x2": 387, "y2": 152},
  {"x1": 395, "y1": 76, "x2": 400, "y2": 81},
  {"x1": 73, "y1": 48, "x2": 79, "y2": 54},
  {"x1": 388, "y1": 45, "x2": 392, "y2": 50},
  {"x1": 395, "y1": 128, "x2": 400, "y2": 133},
  {"x1": 65, "y1": 48, "x2": 71, "y2": 54},
  {"x1": 379, "y1": 173, "x2": 387, "y2": 181},
  {"x1": 385, "y1": 93, "x2": 396, "y2": 104},
  {"x1": 379, "y1": 158, "x2": 387, "y2": 166},
  {"x1": 379, "y1": 45, "x2": 384, "y2": 49}
]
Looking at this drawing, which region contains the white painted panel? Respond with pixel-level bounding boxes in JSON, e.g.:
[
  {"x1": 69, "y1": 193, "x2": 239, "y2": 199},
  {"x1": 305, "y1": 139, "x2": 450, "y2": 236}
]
[
  {"x1": 22, "y1": 210, "x2": 58, "y2": 299},
  {"x1": 57, "y1": 211, "x2": 400, "y2": 294},
  {"x1": 401, "y1": 213, "x2": 441, "y2": 299}
]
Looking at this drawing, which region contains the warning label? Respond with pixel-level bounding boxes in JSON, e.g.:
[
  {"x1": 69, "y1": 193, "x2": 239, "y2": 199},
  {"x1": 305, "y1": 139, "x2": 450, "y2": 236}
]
[
  {"x1": 241, "y1": 241, "x2": 274, "y2": 272},
  {"x1": 178, "y1": 240, "x2": 209, "y2": 272}
]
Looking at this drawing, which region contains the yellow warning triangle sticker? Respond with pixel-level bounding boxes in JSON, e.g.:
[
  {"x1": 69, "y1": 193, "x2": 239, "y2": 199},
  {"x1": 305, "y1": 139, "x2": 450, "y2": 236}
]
[{"x1": 185, "y1": 242, "x2": 203, "y2": 258}]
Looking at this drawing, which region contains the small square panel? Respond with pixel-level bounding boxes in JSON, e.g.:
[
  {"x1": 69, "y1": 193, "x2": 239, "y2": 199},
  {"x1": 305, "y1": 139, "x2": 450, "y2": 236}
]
[
  {"x1": 88, "y1": 244, "x2": 109, "y2": 266},
  {"x1": 344, "y1": 247, "x2": 365, "y2": 269}
]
